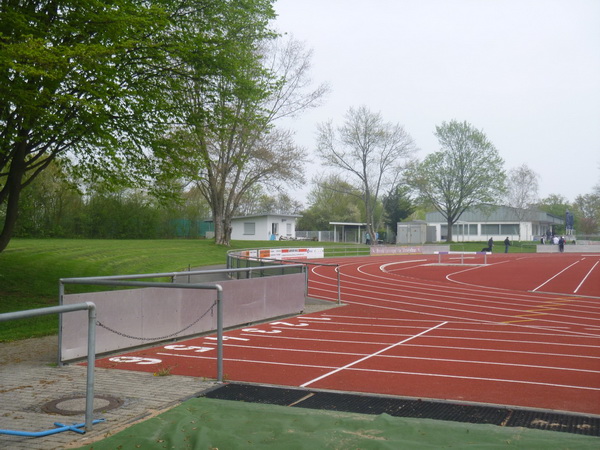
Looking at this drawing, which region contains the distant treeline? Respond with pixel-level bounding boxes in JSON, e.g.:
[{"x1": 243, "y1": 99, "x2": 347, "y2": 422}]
[{"x1": 11, "y1": 166, "x2": 211, "y2": 239}]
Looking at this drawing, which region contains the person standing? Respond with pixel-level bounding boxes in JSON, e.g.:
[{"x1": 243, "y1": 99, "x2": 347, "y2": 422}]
[
  {"x1": 488, "y1": 237, "x2": 494, "y2": 252},
  {"x1": 558, "y1": 236, "x2": 565, "y2": 253},
  {"x1": 504, "y1": 237, "x2": 511, "y2": 253}
]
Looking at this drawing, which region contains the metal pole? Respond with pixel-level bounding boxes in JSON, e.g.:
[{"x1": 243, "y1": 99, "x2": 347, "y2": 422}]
[
  {"x1": 58, "y1": 282, "x2": 65, "y2": 367},
  {"x1": 85, "y1": 302, "x2": 96, "y2": 432},
  {"x1": 0, "y1": 302, "x2": 98, "y2": 433},
  {"x1": 216, "y1": 286, "x2": 224, "y2": 382},
  {"x1": 304, "y1": 265, "x2": 308, "y2": 298},
  {"x1": 336, "y1": 265, "x2": 341, "y2": 305}
]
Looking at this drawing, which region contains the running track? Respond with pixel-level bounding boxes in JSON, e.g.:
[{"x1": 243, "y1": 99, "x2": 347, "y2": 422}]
[{"x1": 95, "y1": 253, "x2": 600, "y2": 416}]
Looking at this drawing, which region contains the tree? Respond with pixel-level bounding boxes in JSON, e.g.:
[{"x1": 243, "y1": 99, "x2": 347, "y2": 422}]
[
  {"x1": 572, "y1": 192, "x2": 600, "y2": 235},
  {"x1": 13, "y1": 161, "x2": 83, "y2": 237},
  {"x1": 408, "y1": 120, "x2": 506, "y2": 242},
  {"x1": 382, "y1": 185, "x2": 415, "y2": 232},
  {"x1": 0, "y1": 1, "x2": 178, "y2": 251},
  {"x1": 236, "y1": 186, "x2": 303, "y2": 216},
  {"x1": 181, "y1": 35, "x2": 328, "y2": 245},
  {"x1": 316, "y1": 106, "x2": 416, "y2": 241},
  {"x1": 297, "y1": 174, "x2": 364, "y2": 231},
  {"x1": 503, "y1": 164, "x2": 541, "y2": 232},
  {"x1": 0, "y1": 0, "x2": 278, "y2": 252},
  {"x1": 537, "y1": 194, "x2": 572, "y2": 235},
  {"x1": 506, "y1": 164, "x2": 540, "y2": 211}
]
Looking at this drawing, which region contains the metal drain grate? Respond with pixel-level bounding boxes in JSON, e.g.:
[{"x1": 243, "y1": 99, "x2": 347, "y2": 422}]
[
  {"x1": 506, "y1": 409, "x2": 600, "y2": 436},
  {"x1": 201, "y1": 383, "x2": 600, "y2": 437},
  {"x1": 203, "y1": 383, "x2": 309, "y2": 406},
  {"x1": 294, "y1": 391, "x2": 509, "y2": 425}
]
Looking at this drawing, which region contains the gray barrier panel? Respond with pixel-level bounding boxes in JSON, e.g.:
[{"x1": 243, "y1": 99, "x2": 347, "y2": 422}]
[{"x1": 61, "y1": 273, "x2": 305, "y2": 362}]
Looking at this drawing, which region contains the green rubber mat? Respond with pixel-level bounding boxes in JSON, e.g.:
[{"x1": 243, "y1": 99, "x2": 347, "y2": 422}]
[{"x1": 73, "y1": 397, "x2": 600, "y2": 449}]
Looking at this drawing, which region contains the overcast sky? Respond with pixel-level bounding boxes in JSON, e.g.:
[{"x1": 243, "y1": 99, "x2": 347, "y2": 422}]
[{"x1": 272, "y1": 0, "x2": 600, "y2": 205}]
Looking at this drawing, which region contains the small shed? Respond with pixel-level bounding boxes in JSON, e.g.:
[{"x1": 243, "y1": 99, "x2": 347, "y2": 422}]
[
  {"x1": 329, "y1": 222, "x2": 369, "y2": 244},
  {"x1": 396, "y1": 221, "x2": 435, "y2": 244},
  {"x1": 230, "y1": 213, "x2": 302, "y2": 241}
]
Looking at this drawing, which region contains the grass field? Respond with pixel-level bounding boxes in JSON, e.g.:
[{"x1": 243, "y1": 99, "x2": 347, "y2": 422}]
[
  {"x1": 0, "y1": 238, "x2": 332, "y2": 342},
  {"x1": 0, "y1": 238, "x2": 534, "y2": 342}
]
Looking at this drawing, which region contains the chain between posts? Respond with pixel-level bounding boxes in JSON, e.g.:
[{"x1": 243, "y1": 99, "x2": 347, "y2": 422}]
[{"x1": 96, "y1": 300, "x2": 217, "y2": 342}]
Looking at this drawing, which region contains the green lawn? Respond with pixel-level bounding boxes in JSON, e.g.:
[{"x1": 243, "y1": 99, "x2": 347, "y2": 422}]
[
  {"x1": 0, "y1": 238, "x2": 535, "y2": 342},
  {"x1": 449, "y1": 241, "x2": 537, "y2": 253},
  {"x1": 0, "y1": 238, "x2": 332, "y2": 342}
]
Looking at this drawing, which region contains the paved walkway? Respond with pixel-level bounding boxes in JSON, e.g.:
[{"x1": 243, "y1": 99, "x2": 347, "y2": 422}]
[
  {"x1": 0, "y1": 335, "x2": 214, "y2": 449},
  {"x1": 0, "y1": 281, "x2": 335, "y2": 450}
]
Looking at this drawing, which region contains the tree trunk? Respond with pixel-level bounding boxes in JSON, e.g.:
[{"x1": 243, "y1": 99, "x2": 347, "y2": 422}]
[
  {"x1": 0, "y1": 147, "x2": 27, "y2": 253},
  {"x1": 446, "y1": 217, "x2": 453, "y2": 242}
]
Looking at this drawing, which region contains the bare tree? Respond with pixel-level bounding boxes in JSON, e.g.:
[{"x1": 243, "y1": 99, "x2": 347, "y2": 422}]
[
  {"x1": 504, "y1": 164, "x2": 540, "y2": 238},
  {"x1": 505, "y1": 164, "x2": 540, "y2": 220},
  {"x1": 316, "y1": 106, "x2": 416, "y2": 242},
  {"x1": 182, "y1": 36, "x2": 329, "y2": 245}
]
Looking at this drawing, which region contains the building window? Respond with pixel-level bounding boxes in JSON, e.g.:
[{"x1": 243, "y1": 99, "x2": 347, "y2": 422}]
[
  {"x1": 500, "y1": 224, "x2": 519, "y2": 235},
  {"x1": 286, "y1": 223, "x2": 292, "y2": 236},
  {"x1": 481, "y1": 224, "x2": 500, "y2": 235},
  {"x1": 442, "y1": 224, "x2": 478, "y2": 237},
  {"x1": 243, "y1": 222, "x2": 255, "y2": 235}
]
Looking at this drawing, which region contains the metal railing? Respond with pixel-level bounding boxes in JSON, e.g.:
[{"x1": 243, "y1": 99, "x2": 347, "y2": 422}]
[
  {"x1": 59, "y1": 276, "x2": 225, "y2": 382},
  {"x1": 0, "y1": 302, "x2": 98, "y2": 433},
  {"x1": 227, "y1": 248, "x2": 343, "y2": 304}
]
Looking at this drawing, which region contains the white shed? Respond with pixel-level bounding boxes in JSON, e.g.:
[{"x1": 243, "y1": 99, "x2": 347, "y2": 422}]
[{"x1": 230, "y1": 213, "x2": 302, "y2": 241}]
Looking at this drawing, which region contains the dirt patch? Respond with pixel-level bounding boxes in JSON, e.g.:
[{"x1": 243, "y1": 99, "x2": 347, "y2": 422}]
[{"x1": 0, "y1": 335, "x2": 57, "y2": 365}]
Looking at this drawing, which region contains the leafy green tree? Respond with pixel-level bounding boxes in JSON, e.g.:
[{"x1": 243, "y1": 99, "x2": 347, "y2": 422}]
[
  {"x1": 13, "y1": 161, "x2": 83, "y2": 237},
  {"x1": 297, "y1": 175, "x2": 364, "y2": 231},
  {"x1": 382, "y1": 185, "x2": 415, "y2": 231},
  {"x1": 0, "y1": 0, "x2": 279, "y2": 251},
  {"x1": 0, "y1": 1, "x2": 184, "y2": 251},
  {"x1": 237, "y1": 186, "x2": 303, "y2": 216},
  {"x1": 537, "y1": 194, "x2": 571, "y2": 218},
  {"x1": 316, "y1": 106, "x2": 416, "y2": 241},
  {"x1": 408, "y1": 120, "x2": 506, "y2": 242},
  {"x1": 572, "y1": 192, "x2": 600, "y2": 235},
  {"x1": 179, "y1": 35, "x2": 327, "y2": 245},
  {"x1": 537, "y1": 194, "x2": 572, "y2": 235}
]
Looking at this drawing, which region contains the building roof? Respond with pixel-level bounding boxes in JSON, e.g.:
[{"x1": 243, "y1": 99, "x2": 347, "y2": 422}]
[
  {"x1": 329, "y1": 222, "x2": 368, "y2": 226},
  {"x1": 232, "y1": 213, "x2": 302, "y2": 220},
  {"x1": 425, "y1": 205, "x2": 564, "y2": 224}
]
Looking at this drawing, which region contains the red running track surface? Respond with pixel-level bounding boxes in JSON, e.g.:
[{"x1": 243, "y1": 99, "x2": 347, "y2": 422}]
[{"x1": 94, "y1": 253, "x2": 600, "y2": 415}]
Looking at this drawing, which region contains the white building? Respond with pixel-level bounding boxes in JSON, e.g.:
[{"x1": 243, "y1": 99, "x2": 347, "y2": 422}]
[
  {"x1": 230, "y1": 213, "x2": 302, "y2": 241},
  {"x1": 425, "y1": 205, "x2": 564, "y2": 242}
]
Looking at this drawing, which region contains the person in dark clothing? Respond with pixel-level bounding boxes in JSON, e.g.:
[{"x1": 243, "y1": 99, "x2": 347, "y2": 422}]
[
  {"x1": 504, "y1": 237, "x2": 511, "y2": 253},
  {"x1": 487, "y1": 237, "x2": 494, "y2": 252},
  {"x1": 558, "y1": 236, "x2": 565, "y2": 253}
]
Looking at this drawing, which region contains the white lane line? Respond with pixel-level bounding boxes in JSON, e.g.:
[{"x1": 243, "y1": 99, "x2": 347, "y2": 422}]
[
  {"x1": 156, "y1": 352, "x2": 600, "y2": 392},
  {"x1": 532, "y1": 260, "x2": 581, "y2": 292},
  {"x1": 187, "y1": 343, "x2": 600, "y2": 374},
  {"x1": 203, "y1": 339, "x2": 599, "y2": 360},
  {"x1": 242, "y1": 330, "x2": 599, "y2": 350},
  {"x1": 274, "y1": 321, "x2": 600, "y2": 339},
  {"x1": 300, "y1": 321, "x2": 447, "y2": 388},
  {"x1": 574, "y1": 260, "x2": 599, "y2": 294}
]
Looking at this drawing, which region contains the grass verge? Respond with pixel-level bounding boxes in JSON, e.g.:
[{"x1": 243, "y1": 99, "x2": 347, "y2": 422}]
[
  {"x1": 0, "y1": 238, "x2": 330, "y2": 342},
  {"x1": 0, "y1": 238, "x2": 536, "y2": 341}
]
